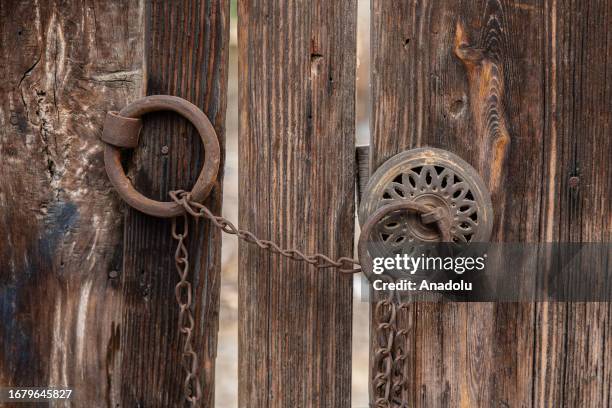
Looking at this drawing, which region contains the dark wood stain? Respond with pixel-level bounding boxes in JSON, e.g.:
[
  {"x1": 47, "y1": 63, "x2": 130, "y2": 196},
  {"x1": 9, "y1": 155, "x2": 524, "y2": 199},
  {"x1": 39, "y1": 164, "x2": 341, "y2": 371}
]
[
  {"x1": 0, "y1": 0, "x2": 141, "y2": 406},
  {"x1": 237, "y1": 0, "x2": 357, "y2": 407},
  {"x1": 371, "y1": 0, "x2": 610, "y2": 406}
]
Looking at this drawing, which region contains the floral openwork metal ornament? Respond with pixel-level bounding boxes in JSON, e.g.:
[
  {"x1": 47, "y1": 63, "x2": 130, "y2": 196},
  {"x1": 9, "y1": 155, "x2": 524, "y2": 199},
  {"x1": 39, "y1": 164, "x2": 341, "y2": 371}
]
[{"x1": 358, "y1": 147, "x2": 494, "y2": 245}]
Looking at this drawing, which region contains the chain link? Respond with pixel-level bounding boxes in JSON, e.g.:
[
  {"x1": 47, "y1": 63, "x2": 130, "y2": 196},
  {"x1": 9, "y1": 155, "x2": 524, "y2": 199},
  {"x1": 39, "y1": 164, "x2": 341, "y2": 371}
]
[
  {"x1": 367, "y1": 216, "x2": 449, "y2": 407},
  {"x1": 169, "y1": 190, "x2": 361, "y2": 274},
  {"x1": 171, "y1": 214, "x2": 202, "y2": 406},
  {"x1": 167, "y1": 190, "x2": 448, "y2": 407},
  {"x1": 372, "y1": 276, "x2": 396, "y2": 408},
  {"x1": 168, "y1": 189, "x2": 361, "y2": 405},
  {"x1": 390, "y1": 304, "x2": 410, "y2": 407},
  {"x1": 372, "y1": 280, "x2": 413, "y2": 408}
]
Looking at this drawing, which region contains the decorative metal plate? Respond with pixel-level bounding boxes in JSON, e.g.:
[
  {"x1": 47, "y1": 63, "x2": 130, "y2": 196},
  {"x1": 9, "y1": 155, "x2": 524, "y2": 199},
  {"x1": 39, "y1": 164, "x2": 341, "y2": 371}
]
[{"x1": 358, "y1": 147, "x2": 493, "y2": 244}]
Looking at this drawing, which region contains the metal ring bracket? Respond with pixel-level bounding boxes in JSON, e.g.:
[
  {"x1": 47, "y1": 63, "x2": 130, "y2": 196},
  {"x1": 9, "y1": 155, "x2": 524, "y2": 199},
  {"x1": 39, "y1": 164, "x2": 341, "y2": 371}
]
[
  {"x1": 358, "y1": 201, "x2": 452, "y2": 281},
  {"x1": 102, "y1": 95, "x2": 220, "y2": 218}
]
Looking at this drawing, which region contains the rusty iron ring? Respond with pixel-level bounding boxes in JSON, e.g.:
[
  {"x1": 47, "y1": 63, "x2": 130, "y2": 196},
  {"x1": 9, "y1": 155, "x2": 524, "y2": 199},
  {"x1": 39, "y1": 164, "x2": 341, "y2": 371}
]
[
  {"x1": 103, "y1": 95, "x2": 220, "y2": 218},
  {"x1": 358, "y1": 201, "x2": 452, "y2": 281}
]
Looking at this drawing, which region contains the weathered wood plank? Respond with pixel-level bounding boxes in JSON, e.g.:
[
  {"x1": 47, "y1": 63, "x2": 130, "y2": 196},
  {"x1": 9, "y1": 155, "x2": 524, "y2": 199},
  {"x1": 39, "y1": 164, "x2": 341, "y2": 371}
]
[
  {"x1": 534, "y1": 0, "x2": 612, "y2": 406},
  {"x1": 237, "y1": 0, "x2": 356, "y2": 407},
  {"x1": 372, "y1": 0, "x2": 611, "y2": 405},
  {"x1": 370, "y1": 0, "x2": 556, "y2": 406},
  {"x1": 0, "y1": 0, "x2": 142, "y2": 406},
  {"x1": 119, "y1": 1, "x2": 229, "y2": 406}
]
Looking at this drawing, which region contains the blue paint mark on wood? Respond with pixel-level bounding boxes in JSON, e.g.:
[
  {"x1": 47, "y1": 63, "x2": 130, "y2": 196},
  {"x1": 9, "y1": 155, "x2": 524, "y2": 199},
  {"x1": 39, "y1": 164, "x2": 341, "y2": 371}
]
[{"x1": 41, "y1": 201, "x2": 79, "y2": 260}]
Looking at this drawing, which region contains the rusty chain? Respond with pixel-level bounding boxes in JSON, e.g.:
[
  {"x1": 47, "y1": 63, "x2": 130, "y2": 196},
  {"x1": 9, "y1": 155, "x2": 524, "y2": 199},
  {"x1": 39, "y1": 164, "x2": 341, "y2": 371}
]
[
  {"x1": 168, "y1": 190, "x2": 450, "y2": 407},
  {"x1": 171, "y1": 214, "x2": 202, "y2": 406},
  {"x1": 169, "y1": 190, "x2": 362, "y2": 274},
  {"x1": 391, "y1": 304, "x2": 410, "y2": 407},
  {"x1": 371, "y1": 276, "x2": 396, "y2": 408},
  {"x1": 103, "y1": 101, "x2": 467, "y2": 408},
  {"x1": 168, "y1": 189, "x2": 361, "y2": 405},
  {"x1": 363, "y1": 205, "x2": 451, "y2": 408}
]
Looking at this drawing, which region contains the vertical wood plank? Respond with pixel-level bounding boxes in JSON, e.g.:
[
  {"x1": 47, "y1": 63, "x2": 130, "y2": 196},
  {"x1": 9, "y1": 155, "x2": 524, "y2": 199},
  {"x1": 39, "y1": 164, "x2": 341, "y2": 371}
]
[
  {"x1": 2, "y1": 0, "x2": 231, "y2": 405},
  {"x1": 238, "y1": 0, "x2": 356, "y2": 407},
  {"x1": 0, "y1": 1, "x2": 143, "y2": 405},
  {"x1": 119, "y1": 1, "x2": 229, "y2": 406},
  {"x1": 534, "y1": 0, "x2": 612, "y2": 406},
  {"x1": 371, "y1": 0, "x2": 544, "y2": 406},
  {"x1": 372, "y1": 0, "x2": 611, "y2": 405}
]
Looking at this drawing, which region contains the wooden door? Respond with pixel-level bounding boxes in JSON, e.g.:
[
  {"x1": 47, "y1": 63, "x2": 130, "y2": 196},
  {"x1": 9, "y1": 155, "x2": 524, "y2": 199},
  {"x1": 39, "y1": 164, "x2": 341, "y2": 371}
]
[
  {"x1": 370, "y1": 0, "x2": 611, "y2": 406},
  {"x1": 1, "y1": 0, "x2": 611, "y2": 407},
  {"x1": 0, "y1": 1, "x2": 229, "y2": 406}
]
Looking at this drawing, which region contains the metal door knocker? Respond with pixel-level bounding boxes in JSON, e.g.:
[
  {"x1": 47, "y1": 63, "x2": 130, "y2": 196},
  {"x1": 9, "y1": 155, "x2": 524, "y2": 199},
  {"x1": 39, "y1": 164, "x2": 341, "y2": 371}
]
[
  {"x1": 357, "y1": 147, "x2": 494, "y2": 280},
  {"x1": 358, "y1": 200, "x2": 452, "y2": 282},
  {"x1": 359, "y1": 147, "x2": 493, "y2": 244}
]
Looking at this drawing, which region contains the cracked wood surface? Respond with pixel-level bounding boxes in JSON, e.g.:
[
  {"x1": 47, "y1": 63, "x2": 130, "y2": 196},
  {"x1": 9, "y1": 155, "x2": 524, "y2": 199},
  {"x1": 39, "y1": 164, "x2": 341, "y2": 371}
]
[
  {"x1": 0, "y1": 1, "x2": 228, "y2": 406},
  {"x1": 371, "y1": 0, "x2": 611, "y2": 406},
  {"x1": 238, "y1": 1, "x2": 357, "y2": 407},
  {"x1": 0, "y1": 1, "x2": 142, "y2": 405}
]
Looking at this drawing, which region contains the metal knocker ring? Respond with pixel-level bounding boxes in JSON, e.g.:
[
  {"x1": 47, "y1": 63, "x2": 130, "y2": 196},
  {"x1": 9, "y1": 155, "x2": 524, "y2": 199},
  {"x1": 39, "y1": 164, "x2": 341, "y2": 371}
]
[
  {"x1": 102, "y1": 95, "x2": 220, "y2": 218},
  {"x1": 357, "y1": 201, "x2": 452, "y2": 281}
]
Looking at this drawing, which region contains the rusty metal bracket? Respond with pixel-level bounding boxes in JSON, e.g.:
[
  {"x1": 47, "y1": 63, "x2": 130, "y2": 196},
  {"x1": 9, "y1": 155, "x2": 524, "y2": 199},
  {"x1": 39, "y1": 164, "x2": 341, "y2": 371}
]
[
  {"x1": 101, "y1": 95, "x2": 220, "y2": 218},
  {"x1": 101, "y1": 111, "x2": 143, "y2": 148}
]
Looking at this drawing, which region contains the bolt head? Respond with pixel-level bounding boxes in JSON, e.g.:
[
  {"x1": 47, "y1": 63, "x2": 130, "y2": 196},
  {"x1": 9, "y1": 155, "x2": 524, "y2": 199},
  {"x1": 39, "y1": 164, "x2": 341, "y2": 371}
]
[{"x1": 569, "y1": 176, "x2": 580, "y2": 188}]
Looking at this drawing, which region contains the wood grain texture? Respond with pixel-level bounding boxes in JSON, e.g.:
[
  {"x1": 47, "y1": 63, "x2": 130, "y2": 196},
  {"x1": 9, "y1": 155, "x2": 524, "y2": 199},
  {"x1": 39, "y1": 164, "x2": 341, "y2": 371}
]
[
  {"x1": 0, "y1": 0, "x2": 228, "y2": 406},
  {"x1": 237, "y1": 0, "x2": 356, "y2": 407},
  {"x1": 0, "y1": 1, "x2": 142, "y2": 406},
  {"x1": 371, "y1": 0, "x2": 610, "y2": 406},
  {"x1": 534, "y1": 0, "x2": 612, "y2": 406},
  {"x1": 0, "y1": 0, "x2": 142, "y2": 406},
  {"x1": 119, "y1": 1, "x2": 228, "y2": 406}
]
